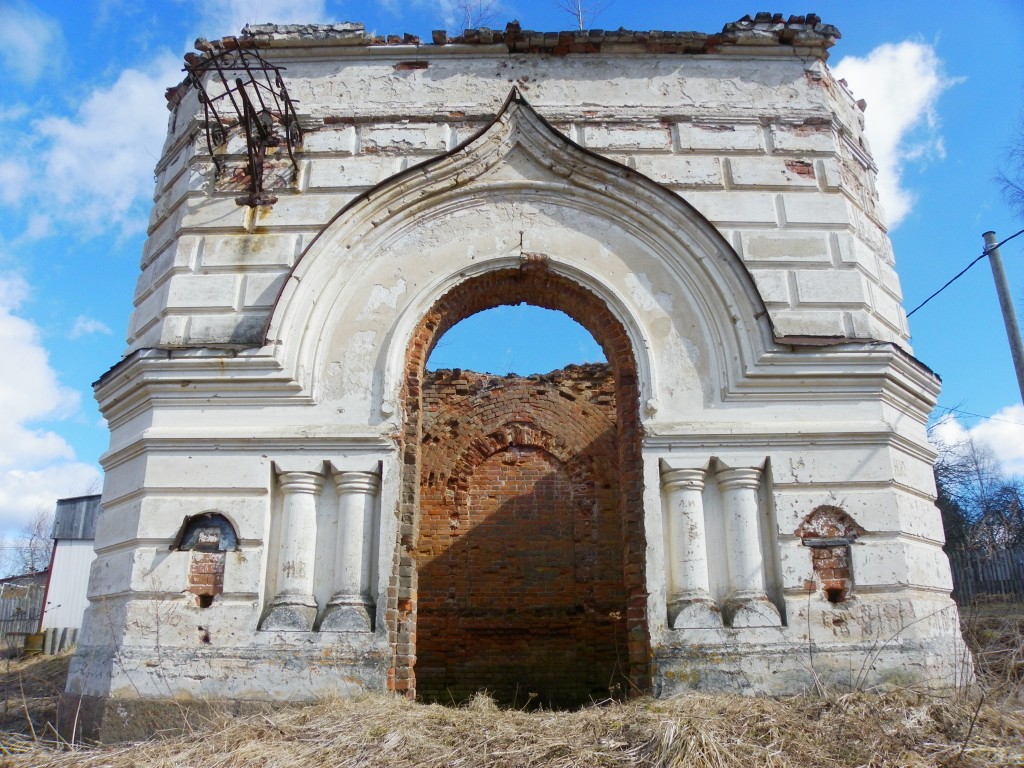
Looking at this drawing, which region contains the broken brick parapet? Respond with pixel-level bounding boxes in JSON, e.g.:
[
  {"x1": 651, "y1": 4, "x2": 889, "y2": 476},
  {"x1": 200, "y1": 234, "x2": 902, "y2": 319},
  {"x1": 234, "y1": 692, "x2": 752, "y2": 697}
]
[
  {"x1": 233, "y1": 15, "x2": 838, "y2": 59},
  {"x1": 164, "y1": 14, "x2": 840, "y2": 113}
]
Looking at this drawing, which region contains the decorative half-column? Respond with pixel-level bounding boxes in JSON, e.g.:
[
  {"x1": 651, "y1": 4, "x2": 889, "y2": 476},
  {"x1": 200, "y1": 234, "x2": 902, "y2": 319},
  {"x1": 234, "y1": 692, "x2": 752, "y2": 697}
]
[
  {"x1": 716, "y1": 465, "x2": 781, "y2": 628},
  {"x1": 261, "y1": 463, "x2": 325, "y2": 631},
  {"x1": 660, "y1": 466, "x2": 721, "y2": 628},
  {"x1": 319, "y1": 467, "x2": 381, "y2": 632}
]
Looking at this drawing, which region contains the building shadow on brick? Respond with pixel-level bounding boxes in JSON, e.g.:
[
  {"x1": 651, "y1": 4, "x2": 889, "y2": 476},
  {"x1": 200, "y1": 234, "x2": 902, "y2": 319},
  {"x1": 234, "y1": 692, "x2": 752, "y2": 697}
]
[{"x1": 416, "y1": 365, "x2": 630, "y2": 708}]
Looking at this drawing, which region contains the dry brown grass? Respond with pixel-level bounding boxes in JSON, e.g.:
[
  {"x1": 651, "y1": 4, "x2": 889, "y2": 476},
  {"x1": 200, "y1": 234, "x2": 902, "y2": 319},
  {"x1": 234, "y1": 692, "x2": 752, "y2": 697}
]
[
  {"x1": 0, "y1": 652, "x2": 70, "y2": 741},
  {"x1": 2, "y1": 687, "x2": 1022, "y2": 768},
  {"x1": 0, "y1": 603, "x2": 1022, "y2": 768},
  {"x1": 960, "y1": 597, "x2": 1024, "y2": 700}
]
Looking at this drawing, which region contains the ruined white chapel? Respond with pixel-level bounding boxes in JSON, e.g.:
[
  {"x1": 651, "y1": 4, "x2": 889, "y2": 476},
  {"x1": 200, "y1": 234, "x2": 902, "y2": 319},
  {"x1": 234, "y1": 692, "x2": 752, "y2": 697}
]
[{"x1": 63, "y1": 13, "x2": 968, "y2": 738}]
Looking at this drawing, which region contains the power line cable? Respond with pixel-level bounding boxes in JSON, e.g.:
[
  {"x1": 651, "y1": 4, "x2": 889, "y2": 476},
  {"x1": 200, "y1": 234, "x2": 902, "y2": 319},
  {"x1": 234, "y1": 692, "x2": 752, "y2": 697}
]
[
  {"x1": 906, "y1": 253, "x2": 988, "y2": 318},
  {"x1": 933, "y1": 404, "x2": 1024, "y2": 428},
  {"x1": 906, "y1": 227, "x2": 1024, "y2": 318}
]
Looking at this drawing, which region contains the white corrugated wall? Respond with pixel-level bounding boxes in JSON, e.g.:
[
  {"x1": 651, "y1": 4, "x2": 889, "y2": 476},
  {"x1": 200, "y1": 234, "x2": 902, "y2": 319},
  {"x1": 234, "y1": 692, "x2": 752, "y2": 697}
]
[{"x1": 41, "y1": 540, "x2": 97, "y2": 630}]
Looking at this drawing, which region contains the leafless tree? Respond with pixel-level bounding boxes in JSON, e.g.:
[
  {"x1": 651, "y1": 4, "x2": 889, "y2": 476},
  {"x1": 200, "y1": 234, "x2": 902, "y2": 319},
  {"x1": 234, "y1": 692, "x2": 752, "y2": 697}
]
[
  {"x1": 447, "y1": 0, "x2": 499, "y2": 33},
  {"x1": 998, "y1": 125, "x2": 1024, "y2": 220},
  {"x1": 932, "y1": 424, "x2": 1024, "y2": 552},
  {"x1": 0, "y1": 507, "x2": 54, "y2": 577},
  {"x1": 555, "y1": 0, "x2": 612, "y2": 31}
]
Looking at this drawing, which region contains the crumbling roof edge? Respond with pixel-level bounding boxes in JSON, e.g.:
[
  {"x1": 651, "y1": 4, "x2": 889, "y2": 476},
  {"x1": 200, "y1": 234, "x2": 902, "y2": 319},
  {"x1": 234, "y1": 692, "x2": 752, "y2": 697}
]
[
  {"x1": 235, "y1": 13, "x2": 839, "y2": 56},
  {"x1": 165, "y1": 14, "x2": 840, "y2": 109}
]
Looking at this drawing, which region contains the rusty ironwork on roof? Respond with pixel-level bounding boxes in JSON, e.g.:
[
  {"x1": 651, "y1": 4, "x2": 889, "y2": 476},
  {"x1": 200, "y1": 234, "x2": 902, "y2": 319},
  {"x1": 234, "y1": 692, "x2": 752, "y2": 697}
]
[{"x1": 183, "y1": 42, "x2": 303, "y2": 207}]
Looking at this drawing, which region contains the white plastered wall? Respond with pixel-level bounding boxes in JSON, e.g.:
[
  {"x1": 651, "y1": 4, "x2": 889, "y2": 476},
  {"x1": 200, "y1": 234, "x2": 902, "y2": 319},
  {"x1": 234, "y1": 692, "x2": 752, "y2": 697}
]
[{"x1": 68, "y1": 37, "x2": 966, "y2": 707}]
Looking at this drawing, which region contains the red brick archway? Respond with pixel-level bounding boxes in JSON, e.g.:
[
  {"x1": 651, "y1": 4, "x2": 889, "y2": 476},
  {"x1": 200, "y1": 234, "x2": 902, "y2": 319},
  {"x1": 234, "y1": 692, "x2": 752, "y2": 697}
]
[
  {"x1": 390, "y1": 264, "x2": 647, "y2": 702},
  {"x1": 416, "y1": 369, "x2": 625, "y2": 706}
]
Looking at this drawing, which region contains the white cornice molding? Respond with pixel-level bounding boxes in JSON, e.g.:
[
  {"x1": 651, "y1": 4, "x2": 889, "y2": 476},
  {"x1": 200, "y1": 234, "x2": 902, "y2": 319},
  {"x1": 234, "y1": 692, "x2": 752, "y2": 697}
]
[
  {"x1": 100, "y1": 430, "x2": 393, "y2": 472},
  {"x1": 644, "y1": 426, "x2": 935, "y2": 463}
]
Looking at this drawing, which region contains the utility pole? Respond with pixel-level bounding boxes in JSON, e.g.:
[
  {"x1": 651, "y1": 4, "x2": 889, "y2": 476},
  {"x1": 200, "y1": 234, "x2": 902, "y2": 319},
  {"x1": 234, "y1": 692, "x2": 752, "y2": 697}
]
[{"x1": 983, "y1": 231, "x2": 1024, "y2": 403}]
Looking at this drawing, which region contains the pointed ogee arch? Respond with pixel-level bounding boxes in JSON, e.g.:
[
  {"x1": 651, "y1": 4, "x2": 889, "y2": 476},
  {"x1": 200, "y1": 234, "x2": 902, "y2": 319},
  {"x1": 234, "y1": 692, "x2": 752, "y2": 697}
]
[{"x1": 266, "y1": 89, "x2": 774, "y2": 410}]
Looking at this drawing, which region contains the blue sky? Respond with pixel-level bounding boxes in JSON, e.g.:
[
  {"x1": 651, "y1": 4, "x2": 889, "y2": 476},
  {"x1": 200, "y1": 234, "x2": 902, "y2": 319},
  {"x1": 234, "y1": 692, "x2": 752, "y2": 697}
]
[{"x1": 1, "y1": 0, "x2": 1023, "y2": 535}]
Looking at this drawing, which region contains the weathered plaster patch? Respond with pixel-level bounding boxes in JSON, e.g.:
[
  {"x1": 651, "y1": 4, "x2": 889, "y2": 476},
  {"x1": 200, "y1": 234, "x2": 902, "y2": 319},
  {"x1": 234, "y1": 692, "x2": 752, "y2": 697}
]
[
  {"x1": 325, "y1": 330, "x2": 378, "y2": 398},
  {"x1": 357, "y1": 279, "x2": 407, "y2": 320},
  {"x1": 626, "y1": 272, "x2": 674, "y2": 314}
]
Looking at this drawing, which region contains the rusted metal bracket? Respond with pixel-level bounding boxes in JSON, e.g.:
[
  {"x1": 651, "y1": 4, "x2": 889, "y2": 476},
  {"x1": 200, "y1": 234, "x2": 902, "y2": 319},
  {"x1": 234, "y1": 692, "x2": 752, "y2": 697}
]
[
  {"x1": 801, "y1": 537, "x2": 854, "y2": 549},
  {"x1": 184, "y1": 40, "x2": 302, "y2": 207}
]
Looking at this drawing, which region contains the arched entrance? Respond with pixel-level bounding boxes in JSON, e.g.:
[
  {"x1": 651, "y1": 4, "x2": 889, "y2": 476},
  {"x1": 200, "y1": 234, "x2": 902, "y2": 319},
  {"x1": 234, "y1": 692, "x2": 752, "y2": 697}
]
[{"x1": 391, "y1": 264, "x2": 647, "y2": 705}]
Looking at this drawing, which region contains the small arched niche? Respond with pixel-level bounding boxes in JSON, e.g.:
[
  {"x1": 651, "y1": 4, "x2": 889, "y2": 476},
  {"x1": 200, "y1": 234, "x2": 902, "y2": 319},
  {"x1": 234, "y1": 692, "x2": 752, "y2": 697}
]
[
  {"x1": 796, "y1": 506, "x2": 866, "y2": 605},
  {"x1": 173, "y1": 513, "x2": 240, "y2": 608}
]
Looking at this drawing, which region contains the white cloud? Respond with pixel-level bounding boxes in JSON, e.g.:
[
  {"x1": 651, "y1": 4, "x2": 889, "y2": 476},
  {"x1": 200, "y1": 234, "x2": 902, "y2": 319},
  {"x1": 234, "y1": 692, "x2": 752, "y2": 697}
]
[
  {"x1": 0, "y1": 104, "x2": 30, "y2": 123},
  {"x1": 0, "y1": 272, "x2": 28, "y2": 308},
  {"x1": 407, "y1": 0, "x2": 505, "y2": 33},
  {"x1": 969, "y1": 405, "x2": 1024, "y2": 478},
  {"x1": 930, "y1": 413, "x2": 967, "y2": 446},
  {"x1": 0, "y1": 160, "x2": 29, "y2": 207},
  {"x1": 932, "y1": 405, "x2": 1024, "y2": 478},
  {"x1": 69, "y1": 316, "x2": 113, "y2": 339},
  {"x1": 833, "y1": 41, "x2": 959, "y2": 228},
  {"x1": 0, "y1": 272, "x2": 100, "y2": 534},
  {"x1": 193, "y1": 0, "x2": 330, "y2": 38},
  {"x1": 18, "y1": 214, "x2": 52, "y2": 242},
  {"x1": 0, "y1": 464, "x2": 102, "y2": 533},
  {"x1": 31, "y1": 52, "x2": 182, "y2": 237},
  {"x1": 0, "y1": 2, "x2": 63, "y2": 86}
]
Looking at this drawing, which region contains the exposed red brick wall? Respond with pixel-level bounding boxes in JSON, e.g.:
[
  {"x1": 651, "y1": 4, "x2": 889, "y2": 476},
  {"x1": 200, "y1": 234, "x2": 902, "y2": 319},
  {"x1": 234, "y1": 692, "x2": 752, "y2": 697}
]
[
  {"x1": 392, "y1": 265, "x2": 647, "y2": 701},
  {"x1": 416, "y1": 367, "x2": 628, "y2": 706},
  {"x1": 188, "y1": 552, "x2": 225, "y2": 607},
  {"x1": 796, "y1": 505, "x2": 866, "y2": 604},
  {"x1": 808, "y1": 545, "x2": 852, "y2": 602}
]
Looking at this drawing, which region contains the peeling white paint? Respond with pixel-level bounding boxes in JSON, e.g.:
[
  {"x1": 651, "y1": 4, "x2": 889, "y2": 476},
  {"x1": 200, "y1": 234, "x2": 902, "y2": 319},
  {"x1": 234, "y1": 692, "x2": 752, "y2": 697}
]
[
  {"x1": 626, "y1": 271, "x2": 675, "y2": 315},
  {"x1": 357, "y1": 279, "x2": 407, "y2": 320}
]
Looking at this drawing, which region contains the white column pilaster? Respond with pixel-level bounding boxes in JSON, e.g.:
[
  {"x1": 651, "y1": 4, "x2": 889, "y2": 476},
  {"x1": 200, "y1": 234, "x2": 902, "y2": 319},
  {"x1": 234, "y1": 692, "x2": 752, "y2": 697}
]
[
  {"x1": 261, "y1": 466, "x2": 324, "y2": 631},
  {"x1": 716, "y1": 465, "x2": 780, "y2": 628},
  {"x1": 319, "y1": 469, "x2": 380, "y2": 631},
  {"x1": 661, "y1": 467, "x2": 721, "y2": 628}
]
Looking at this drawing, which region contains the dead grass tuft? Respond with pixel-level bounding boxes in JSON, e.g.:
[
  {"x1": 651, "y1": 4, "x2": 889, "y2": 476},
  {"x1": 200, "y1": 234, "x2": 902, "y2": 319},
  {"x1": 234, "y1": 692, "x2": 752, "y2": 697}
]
[
  {"x1": 0, "y1": 652, "x2": 72, "y2": 740},
  {"x1": 960, "y1": 597, "x2": 1024, "y2": 702},
  {"x1": 1, "y1": 602, "x2": 1023, "y2": 767},
  {"x1": 1, "y1": 685, "x2": 1021, "y2": 768}
]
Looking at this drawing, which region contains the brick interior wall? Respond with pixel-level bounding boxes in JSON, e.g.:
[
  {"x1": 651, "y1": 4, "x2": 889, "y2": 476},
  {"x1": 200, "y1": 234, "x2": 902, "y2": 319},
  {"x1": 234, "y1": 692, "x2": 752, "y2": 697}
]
[
  {"x1": 417, "y1": 366, "x2": 628, "y2": 707},
  {"x1": 808, "y1": 545, "x2": 852, "y2": 603},
  {"x1": 393, "y1": 266, "x2": 647, "y2": 701}
]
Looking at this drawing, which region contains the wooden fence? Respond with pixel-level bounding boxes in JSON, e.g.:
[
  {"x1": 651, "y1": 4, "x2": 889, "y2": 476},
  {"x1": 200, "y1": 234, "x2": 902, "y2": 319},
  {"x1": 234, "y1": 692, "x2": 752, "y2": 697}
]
[
  {"x1": 0, "y1": 582, "x2": 44, "y2": 651},
  {"x1": 948, "y1": 547, "x2": 1024, "y2": 603}
]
